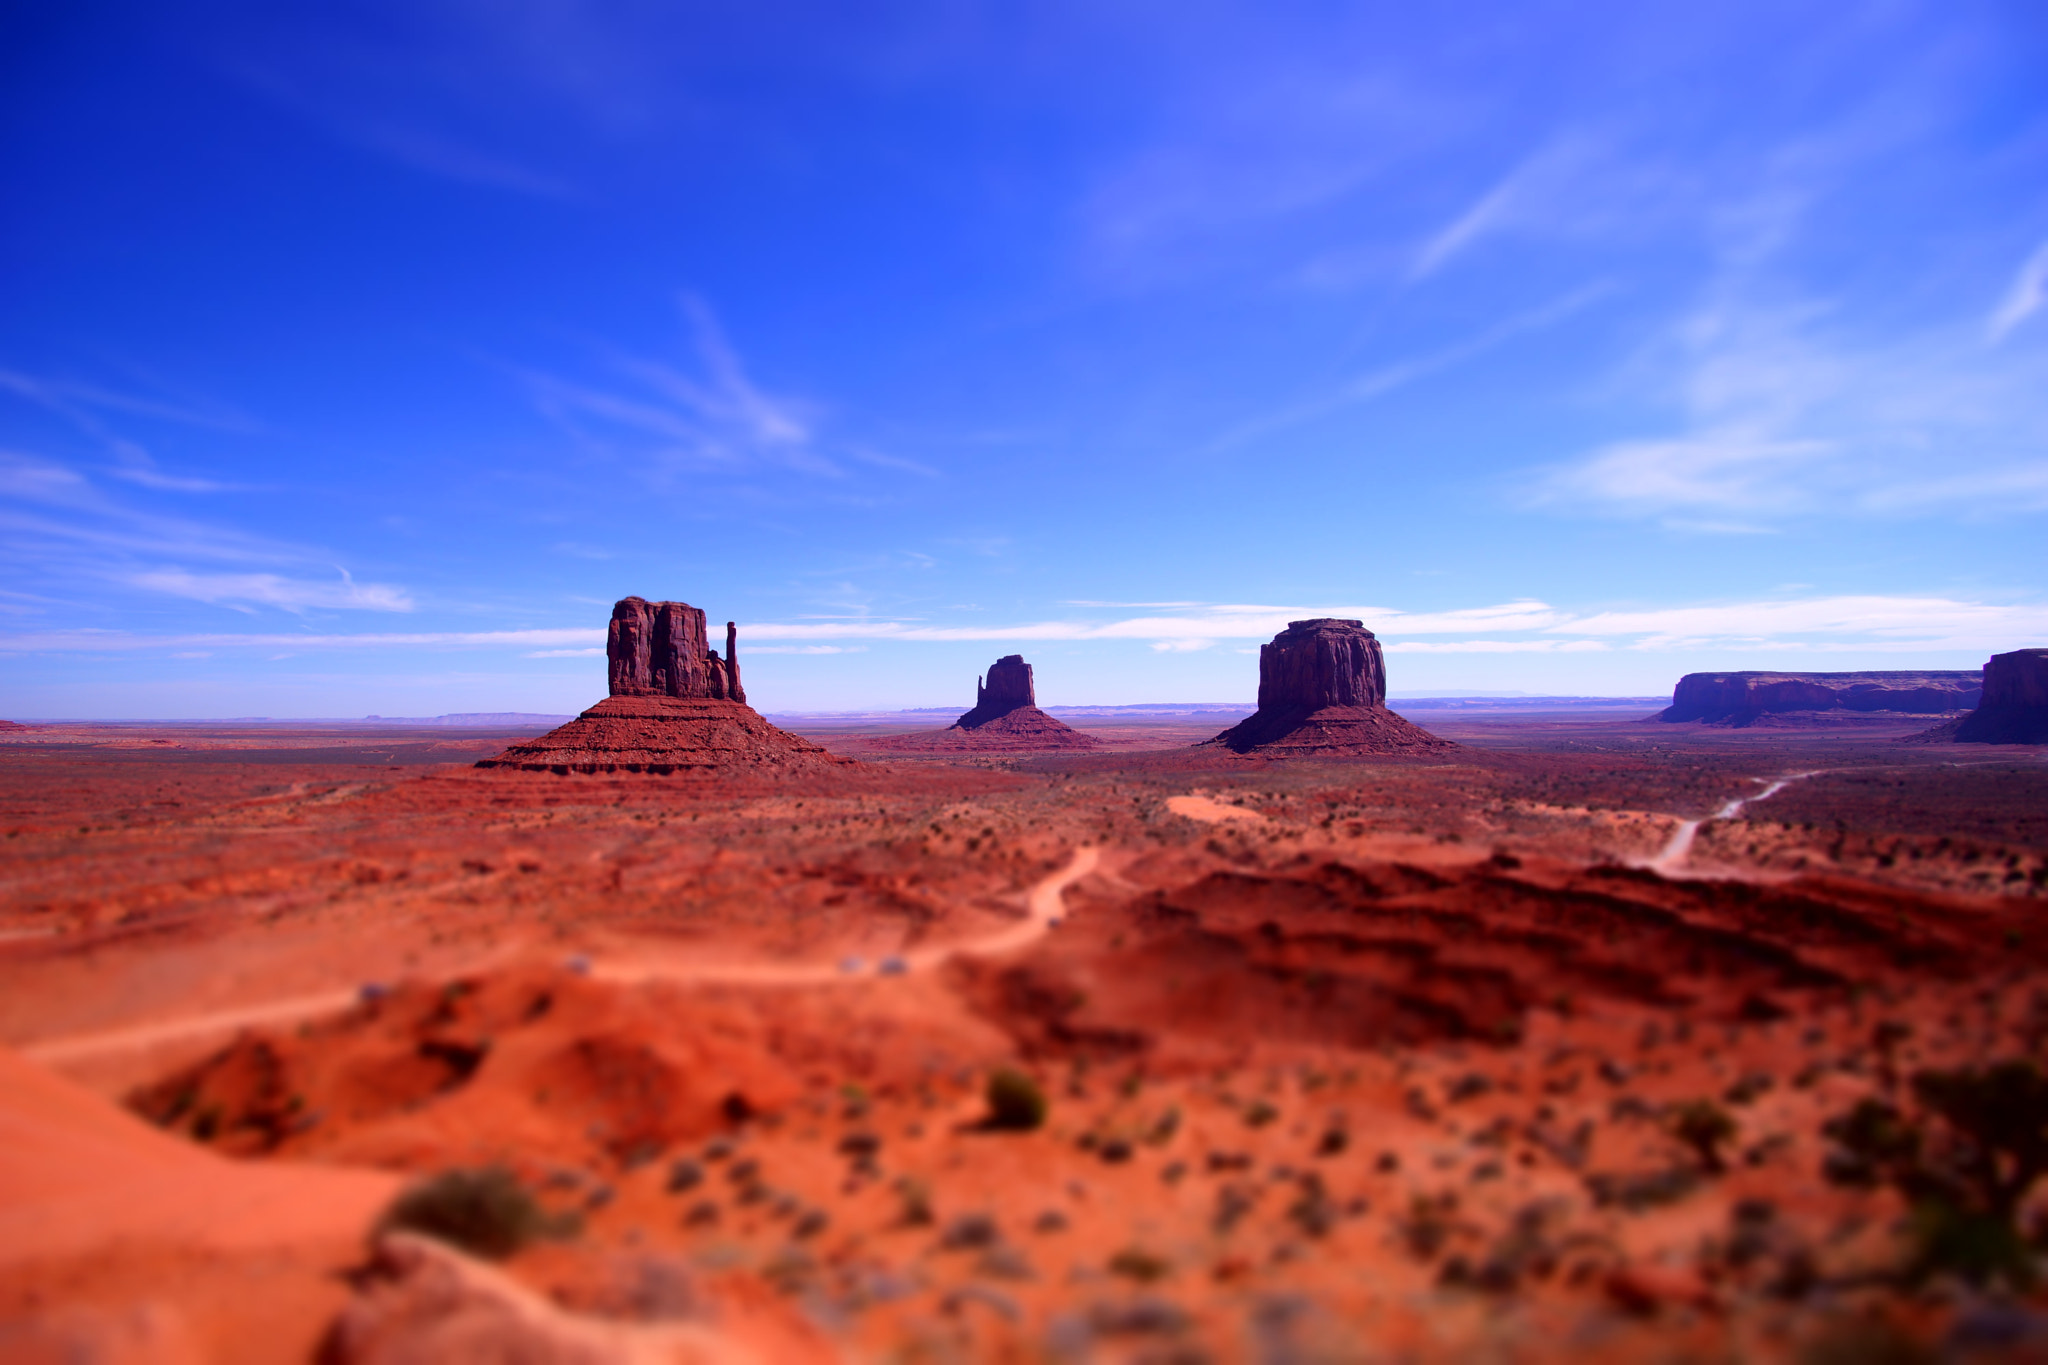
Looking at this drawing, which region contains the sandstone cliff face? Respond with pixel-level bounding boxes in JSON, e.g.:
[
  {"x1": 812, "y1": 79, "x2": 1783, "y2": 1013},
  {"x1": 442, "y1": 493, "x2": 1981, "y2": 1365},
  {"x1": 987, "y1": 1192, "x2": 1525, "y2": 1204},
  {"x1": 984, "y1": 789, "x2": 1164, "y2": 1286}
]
[
  {"x1": 1204, "y1": 620, "x2": 1450, "y2": 756},
  {"x1": 1256, "y1": 618, "x2": 1387, "y2": 711},
  {"x1": 607, "y1": 597, "x2": 744, "y2": 704},
  {"x1": 1659, "y1": 670, "x2": 1981, "y2": 726},
  {"x1": 1948, "y1": 648, "x2": 2048, "y2": 744}
]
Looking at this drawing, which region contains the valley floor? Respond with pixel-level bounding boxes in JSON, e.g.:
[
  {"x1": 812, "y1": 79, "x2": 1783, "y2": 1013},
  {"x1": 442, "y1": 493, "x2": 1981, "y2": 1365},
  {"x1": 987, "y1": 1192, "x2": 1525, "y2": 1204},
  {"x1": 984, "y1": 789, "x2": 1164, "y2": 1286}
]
[{"x1": 2, "y1": 714, "x2": 2045, "y2": 1362}]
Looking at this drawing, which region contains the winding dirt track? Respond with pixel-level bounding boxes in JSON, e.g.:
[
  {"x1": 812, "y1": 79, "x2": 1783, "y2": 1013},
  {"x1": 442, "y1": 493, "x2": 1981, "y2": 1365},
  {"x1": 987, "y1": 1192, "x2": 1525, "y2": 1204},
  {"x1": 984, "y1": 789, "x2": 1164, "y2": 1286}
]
[
  {"x1": 20, "y1": 846, "x2": 1101, "y2": 1068},
  {"x1": 1647, "y1": 771, "x2": 1819, "y2": 873}
]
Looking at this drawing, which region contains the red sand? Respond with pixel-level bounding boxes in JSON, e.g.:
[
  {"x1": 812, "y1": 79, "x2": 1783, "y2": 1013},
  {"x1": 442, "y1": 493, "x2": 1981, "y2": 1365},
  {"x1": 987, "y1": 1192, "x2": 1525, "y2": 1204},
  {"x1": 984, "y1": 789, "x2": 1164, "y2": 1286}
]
[{"x1": 3, "y1": 716, "x2": 2047, "y2": 1360}]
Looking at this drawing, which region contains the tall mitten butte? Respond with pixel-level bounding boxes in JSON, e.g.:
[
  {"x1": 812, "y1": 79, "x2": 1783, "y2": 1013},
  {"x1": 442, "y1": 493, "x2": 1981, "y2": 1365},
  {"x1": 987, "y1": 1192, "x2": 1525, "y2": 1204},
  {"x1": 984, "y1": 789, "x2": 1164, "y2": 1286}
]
[{"x1": 481, "y1": 596, "x2": 850, "y2": 773}]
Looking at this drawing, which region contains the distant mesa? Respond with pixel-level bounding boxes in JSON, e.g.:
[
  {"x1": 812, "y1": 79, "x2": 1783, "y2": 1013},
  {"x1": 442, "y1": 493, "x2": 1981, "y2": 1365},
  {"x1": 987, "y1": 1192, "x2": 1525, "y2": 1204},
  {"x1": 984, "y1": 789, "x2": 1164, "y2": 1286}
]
[
  {"x1": 0, "y1": 719, "x2": 27, "y2": 731},
  {"x1": 865, "y1": 654, "x2": 1101, "y2": 752},
  {"x1": 1198, "y1": 619, "x2": 1454, "y2": 756},
  {"x1": 1658, "y1": 669, "x2": 1982, "y2": 727},
  {"x1": 477, "y1": 596, "x2": 852, "y2": 774},
  {"x1": 1911, "y1": 648, "x2": 2048, "y2": 745}
]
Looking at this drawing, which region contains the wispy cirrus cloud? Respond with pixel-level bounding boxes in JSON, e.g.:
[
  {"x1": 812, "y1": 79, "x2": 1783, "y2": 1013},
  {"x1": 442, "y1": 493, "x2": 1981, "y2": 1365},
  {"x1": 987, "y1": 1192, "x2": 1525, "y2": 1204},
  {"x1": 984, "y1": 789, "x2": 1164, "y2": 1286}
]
[
  {"x1": 1987, "y1": 238, "x2": 2048, "y2": 344},
  {"x1": 1389, "y1": 639, "x2": 1609, "y2": 654},
  {"x1": 0, "y1": 627, "x2": 596, "y2": 654},
  {"x1": 0, "y1": 366, "x2": 253, "y2": 491},
  {"x1": 1539, "y1": 282, "x2": 2048, "y2": 520},
  {"x1": 1552, "y1": 594, "x2": 2048, "y2": 652},
  {"x1": 741, "y1": 600, "x2": 1572, "y2": 644},
  {"x1": 130, "y1": 569, "x2": 412, "y2": 613},
  {"x1": 3, "y1": 592, "x2": 2039, "y2": 658},
  {"x1": 1208, "y1": 283, "x2": 1611, "y2": 450},
  {"x1": 520, "y1": 296, "x2": 854, "y2": 481},
  {"x1": 732, "y1": 595, "x2": 2044, "y2": 653},
  {"x1": 0, "y1": 448, "x2": 412, "y2": 616}
]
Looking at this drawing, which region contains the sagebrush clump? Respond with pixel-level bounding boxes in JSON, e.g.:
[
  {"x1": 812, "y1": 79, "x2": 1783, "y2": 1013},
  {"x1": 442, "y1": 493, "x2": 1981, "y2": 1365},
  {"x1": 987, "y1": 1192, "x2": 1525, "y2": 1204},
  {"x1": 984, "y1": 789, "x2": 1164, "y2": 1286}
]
[
  {"x1": 378, "y1": 1166, "x2": 570, "y2": 1260},
  {"x1": 985, "y1": 1066, "x2": 1048, "y2": 1131}
]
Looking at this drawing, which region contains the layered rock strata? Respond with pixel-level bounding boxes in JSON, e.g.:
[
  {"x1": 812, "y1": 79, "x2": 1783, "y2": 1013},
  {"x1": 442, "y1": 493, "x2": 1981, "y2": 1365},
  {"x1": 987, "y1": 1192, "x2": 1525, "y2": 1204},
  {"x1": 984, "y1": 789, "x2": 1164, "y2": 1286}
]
[
  {"x1": 867, "y1": 654, "x2": 1101, "y2": 752},
  {"x1": 1914, "y1": 649, "x2": 2048, "y2": 744},
  {"x1": 1200, "y1": 619, "x2": 1453, "y2": 756},
  {"x1": 1658, "y1": 670, "x2": 1980, "y2": 726},
  {"x1": 478, "y1": 598, "x2": 849, "y2": 774}
]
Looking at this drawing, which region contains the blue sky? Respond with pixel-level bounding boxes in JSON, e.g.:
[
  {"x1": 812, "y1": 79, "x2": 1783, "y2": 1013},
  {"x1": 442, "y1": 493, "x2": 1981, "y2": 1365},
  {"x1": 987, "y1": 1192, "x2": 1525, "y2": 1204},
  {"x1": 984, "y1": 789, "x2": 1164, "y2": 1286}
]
[{"x1": 3, "y1": 0, "x2": 2044, "y2": 717}]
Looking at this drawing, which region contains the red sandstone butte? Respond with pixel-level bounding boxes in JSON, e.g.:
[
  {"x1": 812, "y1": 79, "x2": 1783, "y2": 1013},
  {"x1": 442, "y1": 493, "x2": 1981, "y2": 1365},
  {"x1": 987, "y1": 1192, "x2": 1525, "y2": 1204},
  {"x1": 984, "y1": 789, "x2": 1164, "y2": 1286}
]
[
  {"x1": 867, "y1": 654, "x2": 1101, "y2": 752},
  {"x1": 1914, "y1": 648, "x2": 2048, "y2": 745},
  {"x1": 1200, "y1": 618, "x2": 1453, "y2": 756},
  {"x1": 477, "y1": 598, "x2": 851, "y2": 774}
]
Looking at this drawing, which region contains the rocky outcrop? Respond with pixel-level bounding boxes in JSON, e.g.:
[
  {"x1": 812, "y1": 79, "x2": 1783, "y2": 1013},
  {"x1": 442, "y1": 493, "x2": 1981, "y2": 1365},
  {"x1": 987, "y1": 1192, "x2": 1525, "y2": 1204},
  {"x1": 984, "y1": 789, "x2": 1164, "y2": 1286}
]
[
  {"x1": 478, "y1": 597, "x2": 850, "y2": 774},
  {"x1": 864, "y1": 654, "x2": 1100, "y2": 752},
  {"x1": 1659, "y1": 670, "x2": 1982, "y2": 726},
  {"x1": 1200, "y1": 619, "x2": 1453, "y2": 756},
  {"x1": 606, "y1": 597, "x2": 744, "y2": 702},
  {"x1": 1914, "y1": 649, "x2": 2048, "y2": 744}
]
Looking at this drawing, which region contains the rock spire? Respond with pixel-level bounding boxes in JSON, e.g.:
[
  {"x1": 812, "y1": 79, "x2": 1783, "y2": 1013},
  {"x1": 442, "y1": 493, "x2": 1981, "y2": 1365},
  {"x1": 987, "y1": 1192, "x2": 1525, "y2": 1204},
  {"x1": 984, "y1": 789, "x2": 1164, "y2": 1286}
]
[{"x1": 1202, "y1": 619, "x2": 1451, "y2": 756}]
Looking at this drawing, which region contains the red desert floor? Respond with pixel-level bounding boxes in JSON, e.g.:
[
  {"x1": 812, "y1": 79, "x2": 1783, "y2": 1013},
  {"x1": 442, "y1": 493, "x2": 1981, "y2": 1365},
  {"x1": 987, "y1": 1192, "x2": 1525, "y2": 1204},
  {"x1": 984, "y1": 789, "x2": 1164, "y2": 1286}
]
[{"x1": 2, "y1": 712, "x2": 2046, "y2": 1362}]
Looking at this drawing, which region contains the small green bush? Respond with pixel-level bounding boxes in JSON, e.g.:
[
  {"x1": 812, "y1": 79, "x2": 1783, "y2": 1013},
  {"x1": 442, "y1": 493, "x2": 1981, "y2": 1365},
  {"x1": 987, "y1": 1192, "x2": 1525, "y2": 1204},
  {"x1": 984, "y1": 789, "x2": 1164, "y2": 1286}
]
[
  {"x1": 379, "y1": 1166, "x2": 570, "y2": 1260},
  {"x1": 1821, "y1": 1059, "x2": 2048, "y2": 1289},
  {"x1": 984, "y1": 1067, "x2": 1048, "y2": 1131},
  {"x1": 1669, "y1": 1099, "x2": 1737, "y2": 1173}
]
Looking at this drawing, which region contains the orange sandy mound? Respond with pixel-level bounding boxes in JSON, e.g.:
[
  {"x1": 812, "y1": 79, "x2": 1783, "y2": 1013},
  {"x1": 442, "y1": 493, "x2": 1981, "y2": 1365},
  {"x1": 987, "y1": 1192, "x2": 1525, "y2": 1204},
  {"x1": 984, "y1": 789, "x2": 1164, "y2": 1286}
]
[
  {"x1": 0, "y1": 1045, "x2": 398, "y2": 1362},
  {"x1": 475, "y1": 695, "x2": 855, "y2": 774}
]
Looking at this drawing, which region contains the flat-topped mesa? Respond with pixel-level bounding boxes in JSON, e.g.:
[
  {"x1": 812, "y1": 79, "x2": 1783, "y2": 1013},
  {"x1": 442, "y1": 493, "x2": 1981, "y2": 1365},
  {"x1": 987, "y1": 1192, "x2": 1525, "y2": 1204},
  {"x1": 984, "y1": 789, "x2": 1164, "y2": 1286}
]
[
  {"x1": 607, "y1": 597, "x2": 743, "y2": 703},
  {"x1": 1202, "y1": 619, "x2": 1452, "y2": 756},
  {"x1": 478, "y1": 596, "x2": 850, "y2": 774},
  {"x1": 1660, "y1": 669, "x2": 1981, "y2": 727},
  {"x1": 1917, "y1": 648, "x2": 2048, "y2": 745}
]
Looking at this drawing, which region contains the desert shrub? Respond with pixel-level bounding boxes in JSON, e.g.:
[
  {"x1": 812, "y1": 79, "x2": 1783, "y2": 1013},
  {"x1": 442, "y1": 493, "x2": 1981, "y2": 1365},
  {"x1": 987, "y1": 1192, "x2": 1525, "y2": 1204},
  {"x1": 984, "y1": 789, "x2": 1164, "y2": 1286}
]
[
  {"x1": 378, "y1": 1166, "x2": 569, "y2": 1260},
  {"x1": 1821, "y1": 1059, "x2": 2048, "y2": 1289},
  {"x1": 1107, "y1": 1246, "x2": 1171, "y2": 1282},
  {"x1": 984, "y1": 1066, "x2": 1048, "y2": 1131},
  {"x1": 1669, "y1": 1099, "x2": 1738, "y2": 1173}
]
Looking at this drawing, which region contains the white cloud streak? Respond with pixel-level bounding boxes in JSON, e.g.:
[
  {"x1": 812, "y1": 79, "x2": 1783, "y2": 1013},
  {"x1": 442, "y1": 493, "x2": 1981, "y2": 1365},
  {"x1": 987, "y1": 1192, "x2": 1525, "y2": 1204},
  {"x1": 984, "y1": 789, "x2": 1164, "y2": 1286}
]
[
  {"x1": 1210, "y1": 284, "x2": 1610, "y2": 450},
  {"x1": 1988, "y1": 239, "x2": 2048, "y2": 344},
  {"x1": 2, "y1": 628, "x2": 600, "y2": 654},
  {"x1": 0, "y1": 449, "x2": 414, "y2": 616},
  {"x1": 12, "y1": 594, "x2": 2034, "y2": 658},
  {"x1": 521, "y1": 296, "x2": 850, "y2": 481},
  {"x1": 1410, "y1": 164, "x2": 1526, "y2": 279},
  {"x1": 130, "y1": 569, "x2": 412, "y2": 613},
  {"x1": 0, "y1": 367, "x2": 251, "y2": 490},
  {"x1": 1543, "y1": 284, "x2": 2048, "y2": 519}
]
